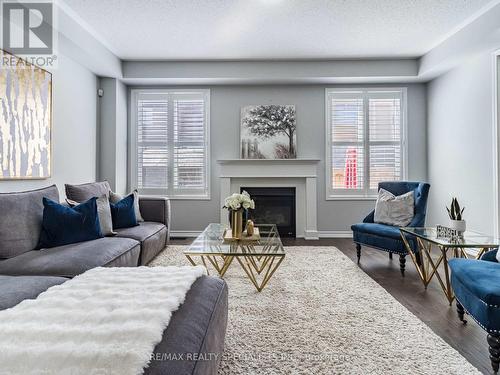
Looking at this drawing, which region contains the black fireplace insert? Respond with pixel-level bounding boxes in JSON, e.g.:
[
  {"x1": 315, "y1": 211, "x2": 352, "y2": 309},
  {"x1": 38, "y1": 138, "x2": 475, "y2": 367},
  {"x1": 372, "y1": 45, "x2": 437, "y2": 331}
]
[{"x1": 241, "y1": 187, "x2": 296, "y2": 237}]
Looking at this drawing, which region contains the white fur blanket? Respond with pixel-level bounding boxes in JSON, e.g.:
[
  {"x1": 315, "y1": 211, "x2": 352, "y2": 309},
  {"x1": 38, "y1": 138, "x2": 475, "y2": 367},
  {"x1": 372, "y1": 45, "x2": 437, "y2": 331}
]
[{"x1": 0, "y1": 266, "x2": 206, "y2": 375}]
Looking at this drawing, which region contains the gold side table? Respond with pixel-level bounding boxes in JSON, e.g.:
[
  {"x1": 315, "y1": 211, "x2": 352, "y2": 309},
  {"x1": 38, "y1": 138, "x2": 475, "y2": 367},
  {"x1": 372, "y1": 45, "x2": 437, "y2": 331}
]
[
  {"x1": 184, "y1": 223, "x2": 285, "y2": 292},
  {"x1": 400, "y1": 227, "x2": 499, "y2": 305}
]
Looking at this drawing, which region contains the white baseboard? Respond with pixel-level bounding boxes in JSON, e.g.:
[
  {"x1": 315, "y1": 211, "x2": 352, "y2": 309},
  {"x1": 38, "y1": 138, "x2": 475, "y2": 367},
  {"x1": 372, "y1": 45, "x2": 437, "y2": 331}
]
[
  {"x1": 318, "y1": 231, "x2": 353, "y2": 238},
  {"x1": 171, "y1": 230, "x2": 353, "y2": 239},
  {"x1": 170, "y1": 231, "x2": 201, "y2": 238},
  {"x1": 304, "y1": 230, "x2": 319, "y2": 240}
]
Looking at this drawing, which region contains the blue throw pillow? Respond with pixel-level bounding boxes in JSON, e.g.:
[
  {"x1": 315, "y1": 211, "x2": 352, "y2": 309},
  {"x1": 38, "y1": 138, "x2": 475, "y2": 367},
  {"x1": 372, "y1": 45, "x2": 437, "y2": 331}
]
[
  {"x1": 37, "y1": 197, "x2": 103, "y2": 249},
  {"x1": 110, "y1": 193, "x2": 138, "y2": 229}
]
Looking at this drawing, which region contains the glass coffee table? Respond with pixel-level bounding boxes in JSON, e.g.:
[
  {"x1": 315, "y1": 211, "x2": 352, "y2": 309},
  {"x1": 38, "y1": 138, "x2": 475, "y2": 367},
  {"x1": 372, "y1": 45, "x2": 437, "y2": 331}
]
[
  {"x1": 400, "y1": 227, "x2": 500, "y2": 304},
  {"x1": 184, "y1": 223, "x2": 285, "y2": 292}
]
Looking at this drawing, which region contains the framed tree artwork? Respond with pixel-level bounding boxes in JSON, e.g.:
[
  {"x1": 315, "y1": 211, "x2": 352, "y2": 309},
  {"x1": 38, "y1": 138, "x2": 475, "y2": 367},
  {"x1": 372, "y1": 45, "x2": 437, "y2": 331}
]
[
  {"x1": 240, "y1": 104, "x2": 297, "y2": 159},
  {"x1": 0, "y1": 50, "x2": 52, "y2": 179}
]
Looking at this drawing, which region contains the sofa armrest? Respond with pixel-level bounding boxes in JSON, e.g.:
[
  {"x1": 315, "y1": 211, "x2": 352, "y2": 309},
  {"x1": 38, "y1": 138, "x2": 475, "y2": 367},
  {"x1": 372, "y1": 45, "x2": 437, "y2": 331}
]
[
  {"x1": 481, "y1": 249, "x2": 499, "y2": 263},
  {"x1": 139, "y1": 196, "x2": 171, "y2": 240}
]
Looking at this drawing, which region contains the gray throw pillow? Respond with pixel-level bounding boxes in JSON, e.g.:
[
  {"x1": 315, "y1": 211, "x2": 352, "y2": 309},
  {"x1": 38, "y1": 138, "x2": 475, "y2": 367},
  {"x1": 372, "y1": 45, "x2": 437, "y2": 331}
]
[
  {"x1": 109, "y1": 190, "x2": 144, "y2": 222},
  {"x1": 65, "y1": 181, "x2": 111, "y2": 202},
  {"x1": 374, "y1": 188, "x2": 414, "y2": 227},
  {"x1": 66, "y1": 195, "x2": 116, "y2": 236}
]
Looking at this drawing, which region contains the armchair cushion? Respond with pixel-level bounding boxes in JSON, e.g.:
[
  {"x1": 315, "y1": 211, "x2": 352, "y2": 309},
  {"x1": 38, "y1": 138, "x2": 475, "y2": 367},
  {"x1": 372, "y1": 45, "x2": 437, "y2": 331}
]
[
  {"x1": 351, "y1": 223, "x2": 402, "y2": 241},
  {"x1": 450, "y1": 259, "x2": 500, "y2": 306},
  {"x1": 450, "y1": 258, "x2": 500, "y2": 332},
  {"x1": 361, "y1": 182, "x2": 430, "y2": 227},
  {"x1": 374, "y1": 188, "x2": 414, "y2": 227},
  {"x1": 351, "y1": 223, "x2": 413, "y2": 254}
]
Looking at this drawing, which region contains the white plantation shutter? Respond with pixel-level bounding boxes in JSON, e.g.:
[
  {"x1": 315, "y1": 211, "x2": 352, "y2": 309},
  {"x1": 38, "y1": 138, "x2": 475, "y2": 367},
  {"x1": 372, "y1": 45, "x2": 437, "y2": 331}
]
[
  {"x1": 173, "y1": 95, "x2": 207, "y2": 192},
  {"x1": 132, "y1": 90, "x2": 210, "y2": 198},
  {"x1": 326, "y1": 88, "x2": 406, "y2": 198},
  {"x1": 329, "y1": 93, "x2": 365, "y2": 190},
  {"x1": 368, "y1": 93, "x2": 402, "y2": 189},
  {"x1": 137, "y1": 96, "x2": 169, "y2": 190}
]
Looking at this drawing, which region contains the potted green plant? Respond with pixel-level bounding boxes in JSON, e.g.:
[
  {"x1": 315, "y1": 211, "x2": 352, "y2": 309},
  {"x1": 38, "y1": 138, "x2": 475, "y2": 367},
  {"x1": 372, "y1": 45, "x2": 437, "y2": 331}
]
[{"x1": 446, "y1": 197, "x2": 466, "y2": 233}]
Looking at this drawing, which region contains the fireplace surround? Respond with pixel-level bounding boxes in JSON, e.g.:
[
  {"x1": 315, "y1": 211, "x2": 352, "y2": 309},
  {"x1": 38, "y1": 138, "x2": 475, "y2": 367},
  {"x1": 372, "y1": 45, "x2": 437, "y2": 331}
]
[{"x1": 217, "y1": 159, "x2": 319, "y2": 239}]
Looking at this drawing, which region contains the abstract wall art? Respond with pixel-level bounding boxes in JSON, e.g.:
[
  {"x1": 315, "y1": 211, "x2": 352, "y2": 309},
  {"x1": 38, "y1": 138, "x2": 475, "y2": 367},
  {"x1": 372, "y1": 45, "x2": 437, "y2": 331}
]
[
  {"x1": 240, "y1": 104, "x2": 297, "y2": 159},
  {"x1": 0, "y1": 50, "x2": 52, "y2": 179}
]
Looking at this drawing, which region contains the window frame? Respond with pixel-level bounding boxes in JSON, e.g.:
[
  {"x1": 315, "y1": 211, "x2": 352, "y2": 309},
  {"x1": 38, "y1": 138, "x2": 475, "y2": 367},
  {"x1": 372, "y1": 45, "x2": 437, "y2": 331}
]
[
  {"x1": 129, "y1": 88, "x2": 211, "y2": 200},
  {"x1": 325, "y1": 87, "x2": 408, "y2": 200}
]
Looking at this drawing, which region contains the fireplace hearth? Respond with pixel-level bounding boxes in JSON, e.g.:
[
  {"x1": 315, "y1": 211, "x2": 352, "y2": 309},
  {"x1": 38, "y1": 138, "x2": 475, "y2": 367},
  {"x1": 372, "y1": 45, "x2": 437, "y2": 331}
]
[{"x1": 241, "y1": 187, "x2": 296, "y2": 237}]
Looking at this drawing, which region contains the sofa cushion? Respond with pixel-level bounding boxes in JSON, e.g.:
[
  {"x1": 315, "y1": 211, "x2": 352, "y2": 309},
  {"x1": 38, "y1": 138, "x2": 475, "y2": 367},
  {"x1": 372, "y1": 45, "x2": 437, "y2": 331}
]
[
  {"x1": 37, "y1": 197, "x2": 103, "y2": 249},
  {"x1": 0, "y1": 275, "x2": 67, "y2": 310},
  {"x1": 0, "y1": 237, "x2": 140, "y2": 277},
  {"x1": 115, "y1": 222, "x2": 167, "y2": 265},
  {"x1": 0, "y1": 185, "x2": 59, "y2": 259},
  {"x1": 110, "y1": 190, "x2": 144, "y2": 222},
  {"x1": 110, "y1": 194, "x2": 138, "y2": 229},
  {"x1": 67, "y1": 195, "x2": 116, "y2": 236},
  {"x1": 351, "y1": 222, "x2": 403, "y2": 240},
  {"x1": 65, "y1": 181, "x2": 111, "y2": 202}
]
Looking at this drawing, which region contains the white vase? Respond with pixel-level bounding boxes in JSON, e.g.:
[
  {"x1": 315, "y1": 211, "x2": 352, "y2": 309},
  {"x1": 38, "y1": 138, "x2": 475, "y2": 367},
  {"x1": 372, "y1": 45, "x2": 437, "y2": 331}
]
[{"x1": 449, "y1": 220, "x2": 466, "y2": 233}]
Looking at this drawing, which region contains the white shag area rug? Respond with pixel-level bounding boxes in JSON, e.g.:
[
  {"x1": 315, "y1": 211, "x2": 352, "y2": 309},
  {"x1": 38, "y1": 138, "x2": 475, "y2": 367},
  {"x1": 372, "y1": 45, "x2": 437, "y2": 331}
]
[{"x1": 150, "y1": 246, "x2": 480, "y2": 375}]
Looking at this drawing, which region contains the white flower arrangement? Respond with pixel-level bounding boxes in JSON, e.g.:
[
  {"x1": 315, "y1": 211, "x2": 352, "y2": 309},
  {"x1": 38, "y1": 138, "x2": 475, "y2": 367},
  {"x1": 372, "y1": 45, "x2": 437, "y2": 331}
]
[{"x1": 223, "y1": 191, "x2": 255, "y2": 211}]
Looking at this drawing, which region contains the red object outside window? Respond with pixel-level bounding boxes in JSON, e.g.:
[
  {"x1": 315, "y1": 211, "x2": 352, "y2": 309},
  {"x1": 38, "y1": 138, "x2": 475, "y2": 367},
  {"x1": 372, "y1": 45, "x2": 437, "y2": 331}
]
[{"x1": 344, "y1": 148, "x2": 357, "y2": 188}]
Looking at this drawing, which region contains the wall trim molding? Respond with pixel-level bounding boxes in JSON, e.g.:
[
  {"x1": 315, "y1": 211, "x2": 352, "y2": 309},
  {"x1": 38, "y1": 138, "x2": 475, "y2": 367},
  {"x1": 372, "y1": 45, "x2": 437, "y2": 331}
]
[
  {"x1": 171, "y1": 230, "x2": 352, "y2": 239},
  {"x1": 493, "y1": 49, "x2": 500, "y2": 237},
  {"x1": 122, "y1": 59, "x2": 419, "y2": 85},
  {"x1": 317, "y1": 231, "x2": 353, "y2": 238},
  {"x1": 170, "y1": 231, "x2": 202, "y2": 238}
]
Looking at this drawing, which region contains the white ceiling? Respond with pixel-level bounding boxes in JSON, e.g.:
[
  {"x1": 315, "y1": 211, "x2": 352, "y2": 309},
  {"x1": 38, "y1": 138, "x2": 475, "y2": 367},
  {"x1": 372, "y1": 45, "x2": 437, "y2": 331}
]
[{"x1": 61, "y1": 0, "x2": 495, "y2": 60}]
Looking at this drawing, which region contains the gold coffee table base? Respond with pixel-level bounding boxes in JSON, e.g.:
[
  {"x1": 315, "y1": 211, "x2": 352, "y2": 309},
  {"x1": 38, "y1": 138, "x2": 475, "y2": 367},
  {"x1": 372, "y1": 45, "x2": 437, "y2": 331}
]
[
  {"x1": 185, "y1": 224, "x2": 286, "y2": 292},
  {"x1": 185, "y1": 253, "x2": 285, "y2": 292}
]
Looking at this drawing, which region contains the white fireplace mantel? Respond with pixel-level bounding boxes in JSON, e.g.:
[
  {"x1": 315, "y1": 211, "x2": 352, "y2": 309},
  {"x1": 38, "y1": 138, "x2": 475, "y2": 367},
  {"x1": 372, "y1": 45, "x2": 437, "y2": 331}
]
[{"x1": 217, "y1": 159, "x2": 320, "y2": 240}]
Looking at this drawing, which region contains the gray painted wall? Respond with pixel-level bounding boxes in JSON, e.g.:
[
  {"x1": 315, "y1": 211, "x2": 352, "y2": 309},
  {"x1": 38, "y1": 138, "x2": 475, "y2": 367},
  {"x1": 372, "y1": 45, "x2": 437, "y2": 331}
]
[
  {"x1": 158, "y1": 84, "x2": 427, "y2": 234},
  {"x1": 427, "y1": 53, "x2": 496, "y2": 234},
  {"x1": 98, "y1": 78, "x2": 117, "y2": 190},
  {"x1": 0, "y1": 54, "x2": 98, "y2": 197},
  {"x1": 116, "y1": 80, "x2": 128, "y2": 195}
]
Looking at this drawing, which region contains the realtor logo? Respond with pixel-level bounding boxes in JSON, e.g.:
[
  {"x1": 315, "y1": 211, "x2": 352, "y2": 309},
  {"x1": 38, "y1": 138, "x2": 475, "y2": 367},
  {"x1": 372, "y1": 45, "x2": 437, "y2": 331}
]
[{"x1": 1, "y1": 0, "x2": 54, "y2": 55}]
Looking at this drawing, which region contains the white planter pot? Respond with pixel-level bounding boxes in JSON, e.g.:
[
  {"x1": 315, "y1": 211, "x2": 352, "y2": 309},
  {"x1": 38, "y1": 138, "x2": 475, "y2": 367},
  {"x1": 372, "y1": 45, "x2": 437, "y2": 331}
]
[{"x1": 449, "y1": 220, "x2": 466, "y2": 233}]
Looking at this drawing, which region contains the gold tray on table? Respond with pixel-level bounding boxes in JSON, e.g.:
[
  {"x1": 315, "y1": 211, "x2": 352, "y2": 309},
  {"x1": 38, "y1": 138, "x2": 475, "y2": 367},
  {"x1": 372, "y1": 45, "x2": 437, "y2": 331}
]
[{"x1": 223, "y1": 227, "x2": 261, "y2": 243}]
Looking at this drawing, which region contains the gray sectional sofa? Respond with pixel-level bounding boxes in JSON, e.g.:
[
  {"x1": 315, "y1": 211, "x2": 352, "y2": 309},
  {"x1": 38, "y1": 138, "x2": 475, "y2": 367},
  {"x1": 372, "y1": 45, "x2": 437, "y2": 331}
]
[
  {"x1": 0, "y1": 183, "x2": 169, "y2": 276},
  {"x1": 0, "y1": 183, "x2": 228, "y2": 375}
]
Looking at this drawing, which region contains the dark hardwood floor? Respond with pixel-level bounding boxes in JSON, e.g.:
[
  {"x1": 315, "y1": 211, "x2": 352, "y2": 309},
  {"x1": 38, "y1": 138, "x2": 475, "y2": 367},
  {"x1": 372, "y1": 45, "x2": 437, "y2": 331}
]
[{"x1": 171, "y1": 237, "x2": 491, "y2": 374}]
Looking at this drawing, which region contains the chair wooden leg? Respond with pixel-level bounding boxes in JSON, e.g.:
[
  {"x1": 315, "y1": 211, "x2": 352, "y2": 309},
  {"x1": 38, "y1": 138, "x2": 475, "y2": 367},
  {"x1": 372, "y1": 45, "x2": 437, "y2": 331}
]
[
  {"x1": 456, "y1": 300, "x2": 467, "y2": 324},
  {"x1": 389, "y1": 252, "x2": 393, "y2": 259},
  {"x1": 399, "y1": 254, "x2": 406, "y2": 276},
  {"x1": 488, "y1": 333, "x2": 500, "y2": 373},
  {"x1": 356, "y1": 244, "x2": 361, "y2": 263},
  {"x1": 416, "y1": 251, "x2": 422, "y2": 266}
]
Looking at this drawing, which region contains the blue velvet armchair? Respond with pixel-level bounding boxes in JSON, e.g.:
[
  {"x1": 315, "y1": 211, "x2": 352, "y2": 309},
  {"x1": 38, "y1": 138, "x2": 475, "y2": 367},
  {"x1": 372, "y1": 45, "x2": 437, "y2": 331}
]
[
  {"x1": 449, "y1": 251, "x2": 500, "y2": 373},
  {"x1": 351, "y1": 181, "x2": 431, "y2": 276}
]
